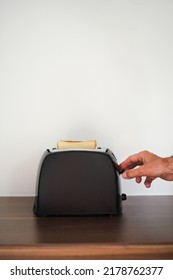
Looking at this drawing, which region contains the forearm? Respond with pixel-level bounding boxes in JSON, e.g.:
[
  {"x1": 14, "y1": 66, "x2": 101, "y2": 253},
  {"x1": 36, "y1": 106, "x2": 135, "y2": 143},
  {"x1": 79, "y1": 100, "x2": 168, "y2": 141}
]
[{"x1": 161, "y1": 156, "x2": 173, "y2": 181}]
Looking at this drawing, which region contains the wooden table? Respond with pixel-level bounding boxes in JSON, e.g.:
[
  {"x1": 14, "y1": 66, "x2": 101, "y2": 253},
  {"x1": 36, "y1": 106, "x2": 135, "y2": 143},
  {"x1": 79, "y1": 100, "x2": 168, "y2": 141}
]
[{"x1": 0, "y1": 196, "x2": 173, "y2": 260}]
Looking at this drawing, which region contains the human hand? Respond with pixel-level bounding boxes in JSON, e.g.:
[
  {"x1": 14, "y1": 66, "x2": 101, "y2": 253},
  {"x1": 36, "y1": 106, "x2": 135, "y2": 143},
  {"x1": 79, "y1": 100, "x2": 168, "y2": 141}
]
[{"x1": 119, "y1": 150, "x2": 173, "y2": 188}]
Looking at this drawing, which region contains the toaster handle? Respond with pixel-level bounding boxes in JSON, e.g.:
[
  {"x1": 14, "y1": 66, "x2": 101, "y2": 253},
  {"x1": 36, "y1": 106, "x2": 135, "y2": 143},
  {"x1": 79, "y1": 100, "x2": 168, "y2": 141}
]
[{"x1": 105, "y1": 148, "x2": 122, "y2": 174}]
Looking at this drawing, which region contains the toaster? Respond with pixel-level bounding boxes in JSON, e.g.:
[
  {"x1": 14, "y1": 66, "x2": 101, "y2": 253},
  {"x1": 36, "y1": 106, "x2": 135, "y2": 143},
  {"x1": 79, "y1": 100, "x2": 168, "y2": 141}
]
[{"x1": 33, "y1": 147, "x2": 126, "y2": 216}]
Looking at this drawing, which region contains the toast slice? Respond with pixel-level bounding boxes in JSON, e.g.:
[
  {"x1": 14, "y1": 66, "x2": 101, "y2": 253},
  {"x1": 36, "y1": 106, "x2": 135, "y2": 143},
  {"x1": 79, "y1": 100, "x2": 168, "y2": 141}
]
[{"x1": 57, "y1": 140, "x2": 97, "y2": 150}]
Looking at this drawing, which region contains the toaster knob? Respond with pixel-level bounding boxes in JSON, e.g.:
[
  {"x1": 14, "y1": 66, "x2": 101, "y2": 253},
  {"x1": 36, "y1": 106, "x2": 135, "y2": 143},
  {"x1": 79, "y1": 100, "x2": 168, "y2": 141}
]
[{"x1": 121, "y1": 193, "x2": 127, "y2": 200}]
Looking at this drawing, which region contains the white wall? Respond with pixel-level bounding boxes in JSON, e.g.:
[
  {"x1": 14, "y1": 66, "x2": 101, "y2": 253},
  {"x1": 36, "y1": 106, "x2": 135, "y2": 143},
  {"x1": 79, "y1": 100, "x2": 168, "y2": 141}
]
[{"x1": 0, "y1": 0, "x2": 173, "y2": 196}]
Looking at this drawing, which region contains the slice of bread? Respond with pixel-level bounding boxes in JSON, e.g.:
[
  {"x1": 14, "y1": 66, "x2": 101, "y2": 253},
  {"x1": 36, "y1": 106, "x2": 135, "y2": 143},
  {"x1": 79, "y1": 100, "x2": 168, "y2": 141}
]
[{"x1": 57, "y1": 140, "x2": 97, "y2": 150}]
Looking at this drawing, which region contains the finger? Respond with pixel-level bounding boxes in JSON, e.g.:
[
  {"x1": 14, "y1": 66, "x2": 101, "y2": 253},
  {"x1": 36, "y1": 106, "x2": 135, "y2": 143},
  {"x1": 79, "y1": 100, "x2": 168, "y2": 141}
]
[
  {"x1": 122, "y1": 165, "x2": 150, "y2": 179},
  {"x1": 144, "y1": 177, "x2": 153, "y2": 188},
  {"x1": 136, "y1": 176, "x2": 142, "y2": 183},
  {"x1": 122, "y1": 167, "x2": 143, "y2": 179},
  {"x1": 119, "y1": 153, "x2": 144, "y2": 171}
]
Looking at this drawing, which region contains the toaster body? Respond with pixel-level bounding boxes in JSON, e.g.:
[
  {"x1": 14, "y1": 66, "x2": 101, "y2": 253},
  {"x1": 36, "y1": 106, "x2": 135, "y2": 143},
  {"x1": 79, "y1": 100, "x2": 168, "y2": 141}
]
[{"x1": 33, "y1": 148, "x2": 124, "y2": 216}]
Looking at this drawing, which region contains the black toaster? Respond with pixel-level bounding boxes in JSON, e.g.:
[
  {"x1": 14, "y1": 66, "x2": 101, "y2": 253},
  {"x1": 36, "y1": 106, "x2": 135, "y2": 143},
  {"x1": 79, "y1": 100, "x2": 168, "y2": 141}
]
[{"x1": 33, "y1": 148, "x2": 126, "y2": 216}]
